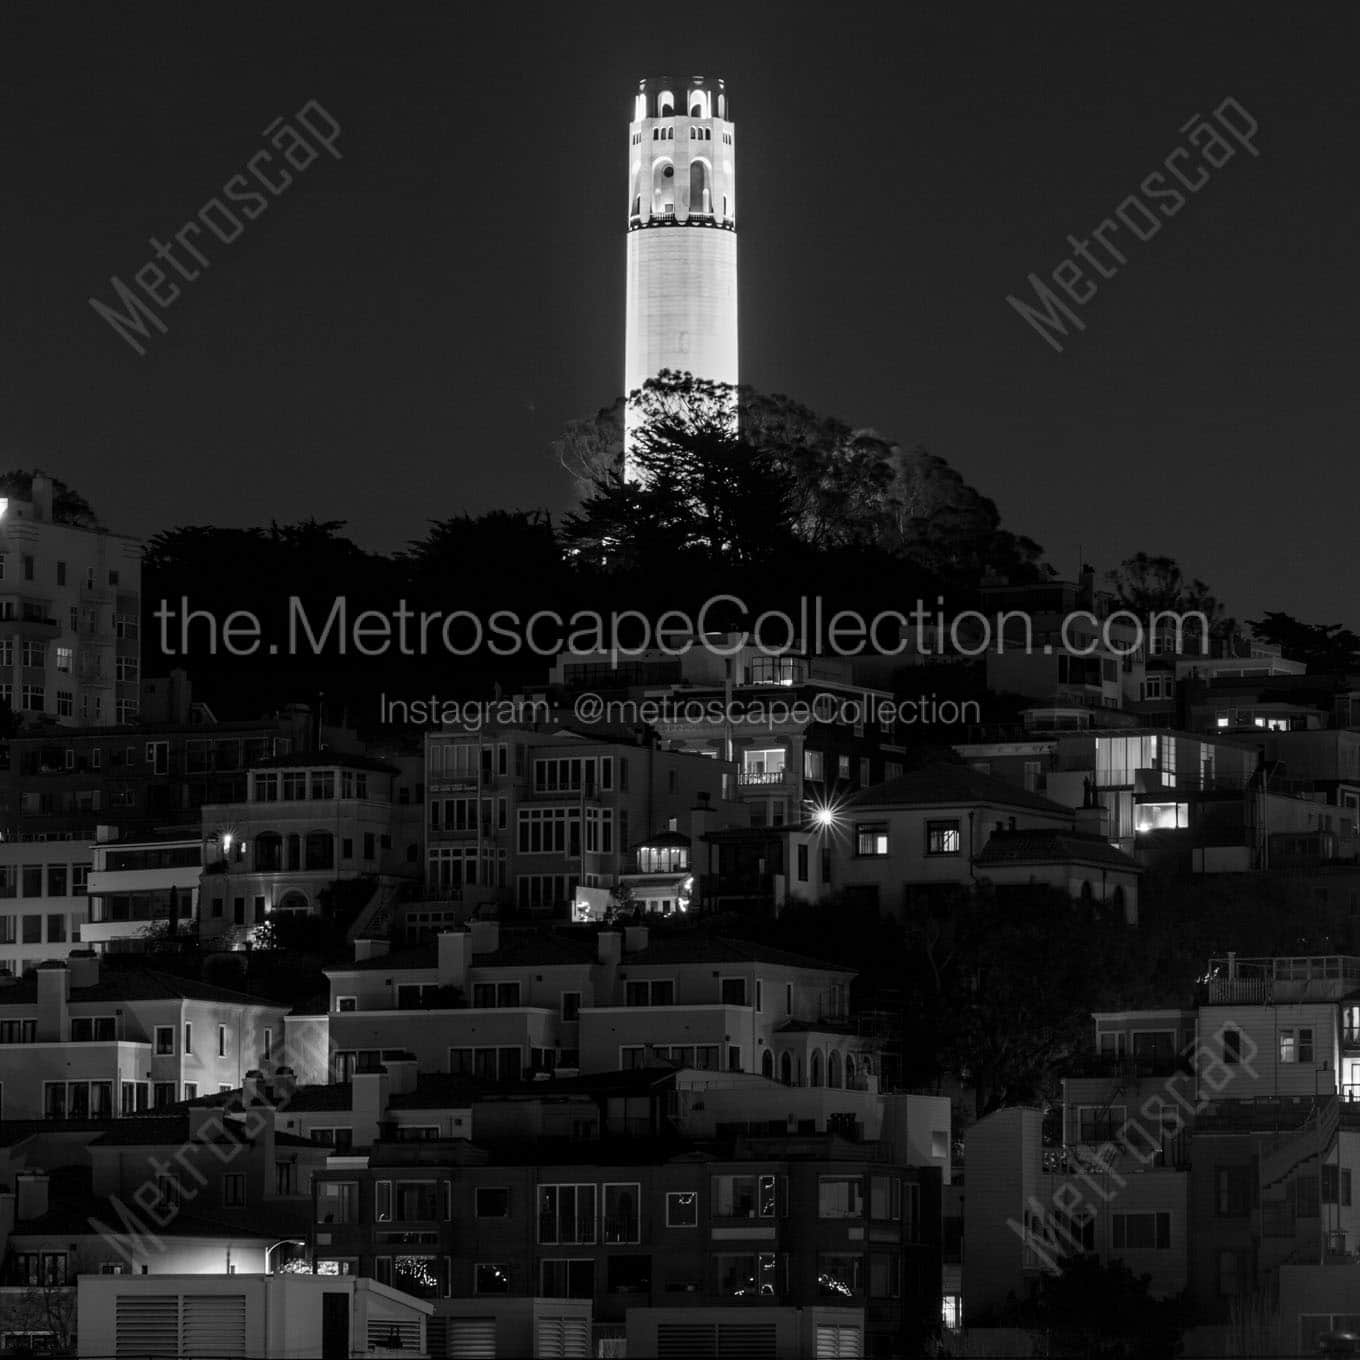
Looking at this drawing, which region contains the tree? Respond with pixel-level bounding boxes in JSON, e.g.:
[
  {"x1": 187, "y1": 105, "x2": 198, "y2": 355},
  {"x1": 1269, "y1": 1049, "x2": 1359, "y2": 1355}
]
[
  {"x1": 1105, "y1": 553, "x2": 1231, "y2": 649},
  {"x1": 560, "y1": 372, "x2": 1044, "y2": 591},
  {"x1": 997, "y1": 1254, "x2": 1187, "y2": 1358},
  {"x1": 1248, "y1": 610, "x2": 1360, "y2": 673},
  {"x1": 0, "y1": 470, "x2": 99, "y2": 527}
]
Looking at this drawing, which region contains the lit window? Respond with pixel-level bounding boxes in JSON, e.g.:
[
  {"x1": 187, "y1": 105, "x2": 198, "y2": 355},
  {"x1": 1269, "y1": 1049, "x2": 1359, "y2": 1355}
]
[
  {"x1": 926, "y1": 820, "x2": 960, "y2": 855},
  {"x1": 855, "y1": 823, "x2": 888, "y2": 857}
]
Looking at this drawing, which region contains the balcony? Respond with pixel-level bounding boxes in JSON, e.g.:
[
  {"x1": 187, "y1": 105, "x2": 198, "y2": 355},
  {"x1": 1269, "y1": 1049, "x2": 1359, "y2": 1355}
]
[{"x1": 738, "y1": 769, "x2": 790, "y2": 788}]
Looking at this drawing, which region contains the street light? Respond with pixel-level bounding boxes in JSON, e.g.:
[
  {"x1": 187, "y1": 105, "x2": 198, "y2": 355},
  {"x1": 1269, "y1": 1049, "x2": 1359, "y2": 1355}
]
[{"x1": 266, "y1": 1238, "x2": 307, "y2": 1273}]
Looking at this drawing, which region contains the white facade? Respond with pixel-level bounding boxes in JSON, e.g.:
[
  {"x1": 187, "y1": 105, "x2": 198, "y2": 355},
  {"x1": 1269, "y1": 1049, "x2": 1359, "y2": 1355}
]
[
  {"x1": 624, "y1": 76, "x2": 738, "y2": 472},
  {"x1": 77, "y1": 1273, "x2": 432, "y2": 1359},
  {"x1": 0, "y1": 473, "x2": 141, "y2": 728}
]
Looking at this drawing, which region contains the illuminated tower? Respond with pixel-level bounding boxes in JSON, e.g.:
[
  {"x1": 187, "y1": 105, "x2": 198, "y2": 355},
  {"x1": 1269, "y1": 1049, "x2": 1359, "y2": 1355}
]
[{"x1": 624, "y1": 76, "x2": 737, "y2": 477}]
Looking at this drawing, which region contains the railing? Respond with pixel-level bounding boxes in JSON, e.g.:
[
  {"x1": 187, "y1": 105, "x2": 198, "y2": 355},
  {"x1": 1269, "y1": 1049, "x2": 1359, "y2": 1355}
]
[{"x1": 738, "y1": 770, "x2": 789, "y2": 786}]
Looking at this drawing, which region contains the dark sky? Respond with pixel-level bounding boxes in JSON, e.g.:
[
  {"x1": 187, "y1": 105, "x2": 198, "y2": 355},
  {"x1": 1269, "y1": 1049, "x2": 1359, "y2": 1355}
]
[{"x1": 3, "y1": 3, "x2": 1357, "y2": 626}]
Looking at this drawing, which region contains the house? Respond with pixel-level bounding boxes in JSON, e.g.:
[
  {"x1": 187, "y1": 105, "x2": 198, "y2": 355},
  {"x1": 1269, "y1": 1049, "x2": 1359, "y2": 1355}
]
[
  {"x1": 77, "y1": 1271, "x2": 433, "y2": 1359},
  {"x1": 0, "y1": 471, "x2": 142, "y2": 731},
  {"x1": 831, "y1": 765, "x2": 1133, "y2": 918},
  {"x1": 425, "y1": 722, "x2": 740, "y2": 916},
  {"x1": 0, "y1": 954, "x2": 288, "y2": 1117},
  {"x1": 199, "y1": 751, "x2": 424, "y2": 943}
]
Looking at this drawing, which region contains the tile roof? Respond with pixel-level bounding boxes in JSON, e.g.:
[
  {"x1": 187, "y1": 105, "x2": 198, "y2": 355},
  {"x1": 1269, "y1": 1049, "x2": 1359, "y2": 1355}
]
[
  {"x1": 0, "y1": 967, "x2": 290, "y2": 1009},
  {"x1": 622, "y1": 935, "x2": 854, "y2": 974},
  {"x1": 974, "y1": 829, "x2": 1142, "y2": 872},
  {"x1": 851, "y1": 763, "x2": 1076, "y2": 816}
]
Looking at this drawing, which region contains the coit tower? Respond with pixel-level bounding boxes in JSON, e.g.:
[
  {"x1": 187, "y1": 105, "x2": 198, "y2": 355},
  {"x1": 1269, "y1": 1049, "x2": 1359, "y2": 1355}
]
[{"x1": 623, "y1": 76, "x2": 738, "y2": 476}]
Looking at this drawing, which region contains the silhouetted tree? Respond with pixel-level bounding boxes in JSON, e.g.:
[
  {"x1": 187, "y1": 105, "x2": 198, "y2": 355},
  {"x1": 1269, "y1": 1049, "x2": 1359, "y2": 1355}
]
[{"x1": 1248, "y1": 610, "x2": 1360, "y2": 673}]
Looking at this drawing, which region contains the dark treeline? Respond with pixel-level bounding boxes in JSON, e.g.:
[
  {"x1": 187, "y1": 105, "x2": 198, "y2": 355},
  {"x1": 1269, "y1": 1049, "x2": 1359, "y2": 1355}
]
[{"x1": 136, "y1": 373, "x2": 1354, "y2": 727}]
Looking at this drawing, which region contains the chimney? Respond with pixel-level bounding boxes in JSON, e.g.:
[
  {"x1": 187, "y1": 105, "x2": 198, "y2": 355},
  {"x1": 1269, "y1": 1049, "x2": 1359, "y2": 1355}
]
[
  {"x1": 36, "y1": 963, "x2": 68, "y2": 1042},
  {"x1": 30, "y1": 473, "x2": 52, "y2": 523},
  {"x1": 0, "y1": 1189, "x2": 14, "y2": 1247},
  {"x1": 242, "y1": 1070, "x2": 267, "y2": 1106},
  {"x1": 469, "y1": 920, "x2": 500, "y2": 956},
  {"x1": 352, "y1": 1068, "x2": 390, "y2": 1148},
  {"x1": 67, "y1": 950, "x2": 99, "y2": 990},
  {"x1": 271, "y1": 1066, "x2": 297, "y2": 1105},
  {"x1": 624, "y1": 925, "x2": 649, "y2": 954},
  {"x1": 690, "y1": 792, "x2": 715, "y2": 845},
  {"x1": 15, "y1": 1173, "x2": 48, "y2": 1223},
  {"x1": 353, "y1": 937, "x2": 390, "y2": 963},
  {"x1": 437, "y1": 932, "x2": 470, "y2": 989},
  {"x1": 597, "y1": 931, "x2": 622, "y2": 966}
]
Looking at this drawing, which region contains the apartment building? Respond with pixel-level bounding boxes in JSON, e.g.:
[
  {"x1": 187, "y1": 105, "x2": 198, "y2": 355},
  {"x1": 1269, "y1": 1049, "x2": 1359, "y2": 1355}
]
[
  {"x1": 0, "y1": 704, "x2": 309, "y2": 842},
  {"x1": 199, "y1": 751, "x2": 424, "y2": 942},
  {"x1": 298, "y1": 923, "x2": 867, "y2": 1092},
  {"x1": 309, "y1": 1129, "x2": 940, "y2": 1358},
  {"x1": 0, "y1": 953, "x2": 288, "y2": 1118},
  {"x1": 0, "y1": 840, "x2": 94, "y2": 975},
  {"x1": 0, "y1": 472, "x2": 141, "y2": 730},
  {"x1": 425, "y1": 723, "x2": 742, "y2": 916}
]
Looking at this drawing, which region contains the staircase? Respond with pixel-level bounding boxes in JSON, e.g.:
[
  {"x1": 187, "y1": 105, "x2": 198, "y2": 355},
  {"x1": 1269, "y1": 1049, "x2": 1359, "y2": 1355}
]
[{"x1": 345, "y1": 878, "x2": 403, "y2": 944}]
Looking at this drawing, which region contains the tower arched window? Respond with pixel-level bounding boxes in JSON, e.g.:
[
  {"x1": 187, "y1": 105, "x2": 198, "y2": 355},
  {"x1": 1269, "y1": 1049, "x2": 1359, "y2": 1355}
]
[
  {"x1": 845, "y1": 1055, "x2": 856, "y2": 1087},
  {"x1": 761, "y1": 1049, "x2": 774, "y2": 1079},
  {"x1": 688, "y1": 89, "x2": 710, "y2": 118},
  {"x1": 779, "y1": 1052, "x2": 792, "y2": 1086},
  {"x1": 1112, "y1": 885, "x2": 1127, "y2": 916},
  {"x1": 810, "y1": 1050, "x2": 823, "y2": 1088},
  {"x1": 657, "y1": 90, "x2": 674, "y2": 117},
  {"x1": 827, "y1": 1050, "x2": 842, "y2": 1089},
  {"x1": 652, "y1": 160, "x2": 674, "y2": 217},
  {"x1": 689, "y1": 159, "x2": 711, "y2": 217}
]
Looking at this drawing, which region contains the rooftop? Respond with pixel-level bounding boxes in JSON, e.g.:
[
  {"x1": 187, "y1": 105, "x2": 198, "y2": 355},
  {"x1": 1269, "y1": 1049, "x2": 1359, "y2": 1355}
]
[
  {"x1": 851, "y1": 764, "x2": 1075, "y2": 817},
  {"x1": 974, "y1": 829, "x2": 1142, "y2": 872}
]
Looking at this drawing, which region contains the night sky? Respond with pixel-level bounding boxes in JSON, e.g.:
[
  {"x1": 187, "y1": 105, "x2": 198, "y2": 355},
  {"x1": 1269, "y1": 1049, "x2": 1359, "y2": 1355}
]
[{"x1": 3, "y1": 4, "x2": 1357, "y2": 626}]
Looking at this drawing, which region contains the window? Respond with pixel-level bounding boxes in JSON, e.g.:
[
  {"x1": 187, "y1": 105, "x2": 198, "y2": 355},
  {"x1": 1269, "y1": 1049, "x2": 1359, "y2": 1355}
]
[
  {"x1": 539, "y1": 1259, "x2": 594, "y2": 1298},
  {"x1": 870, "y1": 1175, "x2": 901, "y2": 1221},
  {"x1": 184, "y1": 1023, "x2": 192, "y2": 1054},
  {"x1": 720, "y1": 976, "x2": 747, "y2": 1006},
  {"x1": 712, "y1": 1174, "x2": 778, "y2": 1219},
  {"x1": 153, "y1": 1082, "x2": 176, "y2": 1109},
  {"x1": 810, "y1": 1251, "x2": 864, "y2": 1294},
  {"x1": 666, "y1": 1190, "x2": 698, "y2": 1227},
  {"x1": 797, "y1": 844, "x2": 809, "y2": 882},
  {"x1": 716, "y1": 1252, "x2": 778, "y2": 1298},
  {"x1": 604, "y1": 1183, "x2": 640, "y2": 1243},
  {"x1": 46, "y1": 914, "x2": 65, "y2": 942},
  {"x1": 1322, "y1": 1164, "x2": 1353, "y2": 1206},
  {"x1": 476, "y1": 1187, "x2": 510, "y2": 1218},
  {"x1": 218, "y1": 1025, "x2": 227, "y2": 1057},
  {"x1": 46, "y1": 864, "x2": 67, "y2": 897},
  {"x1": 222, "y1": 1174, "x2": 246, "y2": 1207},
  {"x1": 855, "y1": 822, "x2": 888, "y2": 856},
  {"x1": 818, "y1": 1176, "x2": 865, "y2": 1219},
  {"x1": 154, "y1": 1025, "x2": 174, "y2": 1055},
  {"x1": 316, "y1": 1181, "x2": 358, "y2": 1224},
  {"x1": 1112, "y1": 1211, "x2": 1171, "y2": 1249},
  {"x1": 22, "y1": 865, "x2": 42, "y2": 897},
  {"x1": 561, "y1": 992, "x2": 581, "y2": 1021},
  {"x1": 926, "y1": 819, "x2": 961, "y2": 855},
  {"x1": 538, "y1": 1183, "x2": 597, "y2": 1245},
  {"x1": 21, "y1": 915, "x2": 40, "y2": 944},
  {"x1": 1280, "y1": 1030, "x2": 1300, "y2": 1063},
  {"x1": 475, "y1": 1263, "x2": 511, "y2": 1295},
  {"x1": 1223, "y1": 1029, "x2": 1241, "y2": 1064},
  {"x1": 182, "y1": 1082, "x2": 197, "y2": 1100},
  {"x1": 869, "y1": 1251, "x2": 901, "y2": 1299}
]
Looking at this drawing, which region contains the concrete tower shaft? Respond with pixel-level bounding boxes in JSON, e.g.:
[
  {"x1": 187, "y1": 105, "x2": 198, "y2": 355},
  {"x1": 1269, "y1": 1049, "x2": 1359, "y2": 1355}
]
[{"x1": 623, "y1": 75, "x2": 738, "y2": 475}]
